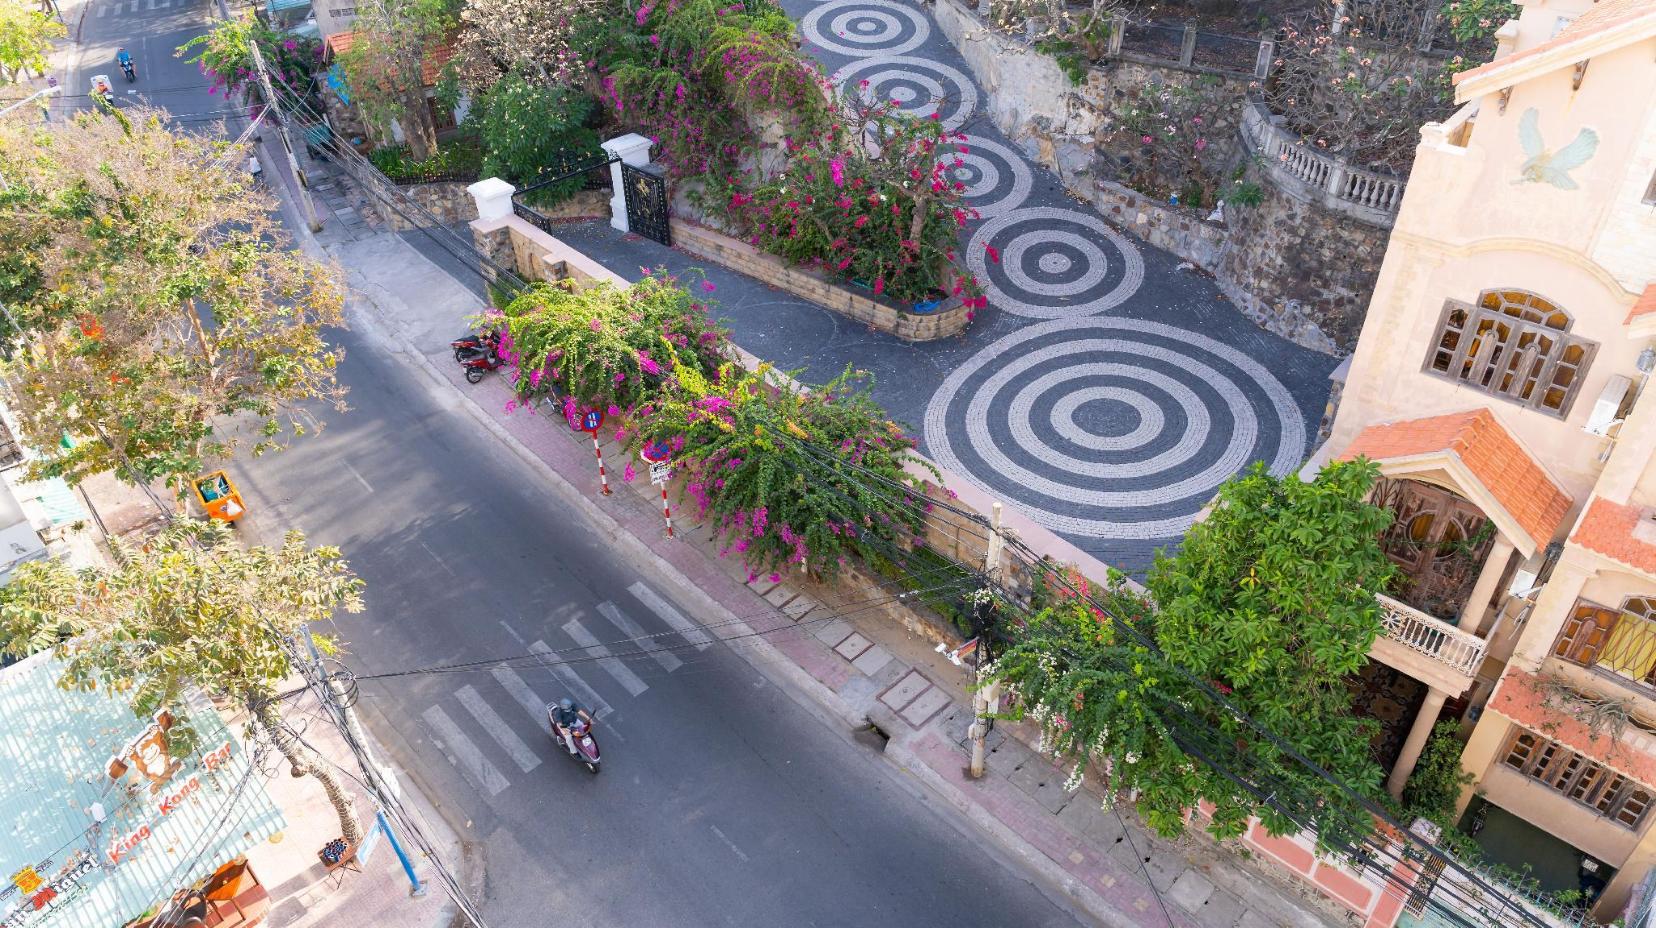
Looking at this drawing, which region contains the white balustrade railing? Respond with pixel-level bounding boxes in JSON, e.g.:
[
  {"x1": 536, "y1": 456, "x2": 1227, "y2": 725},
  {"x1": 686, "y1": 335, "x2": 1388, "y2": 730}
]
[
  {"x1": 1376, "y1": 594, "x2": 1488, "y2": 678},
  {"x1": 1240, "y1": 97, "x2": 1407, "y2": 228}
]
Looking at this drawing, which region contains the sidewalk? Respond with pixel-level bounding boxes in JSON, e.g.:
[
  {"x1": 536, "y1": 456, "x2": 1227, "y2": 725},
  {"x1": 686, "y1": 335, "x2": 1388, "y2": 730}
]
[{"x1": 334, "y1": 226, "x2": 1360, "y2": 928}]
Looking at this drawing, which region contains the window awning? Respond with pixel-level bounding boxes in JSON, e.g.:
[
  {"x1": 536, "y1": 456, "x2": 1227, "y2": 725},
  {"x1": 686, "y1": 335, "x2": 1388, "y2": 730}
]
[
  {"x1": 0, "y1": 653, "x2": 284, "y2": 928},
  {"x1": 1338, "y1": 408, "x2": 1573, "y2": 557},
  {"x1": 1571, "y1": 496, "x2": 1656, "y2": 582}
]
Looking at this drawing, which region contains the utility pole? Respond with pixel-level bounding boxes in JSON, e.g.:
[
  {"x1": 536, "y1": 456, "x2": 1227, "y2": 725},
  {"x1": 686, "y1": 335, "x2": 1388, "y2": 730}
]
[
  {"x1": 215, "y1": 0, "x2": 324, "y2": 231},
  {"x1": 296, "y1": 629, "x2": 427, "y2": 897},
  {"x1": 969, "y1": 501, "x2": 1004, "y2": 779}
]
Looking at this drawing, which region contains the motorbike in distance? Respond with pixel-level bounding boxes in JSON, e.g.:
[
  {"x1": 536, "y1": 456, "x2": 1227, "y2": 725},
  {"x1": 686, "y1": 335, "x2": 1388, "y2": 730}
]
[
  {"x1": 548, "y1": 706, "x2": 601, "y2": 774},
  {"x1": 117, "y1": 50, "x2": 136, "y2": 82},
  {"x1": 450, "y1": 330, "x2": 499, "y2": 361},
  {"x1": 457, "y1": 346, "x2": 504, "y2": 383}
]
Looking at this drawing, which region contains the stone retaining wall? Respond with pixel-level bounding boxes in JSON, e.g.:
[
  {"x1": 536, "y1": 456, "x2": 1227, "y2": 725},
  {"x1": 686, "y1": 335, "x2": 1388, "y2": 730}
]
[
  {"x1": 376, "y1": 183, "x2": 608, "y2": 232},
  {"x1": 932, "y1": 0, "x2": 1390, "y2": 355},
  {"x1": 670, "y1": 220, "x2": 971, "y2": 342}
]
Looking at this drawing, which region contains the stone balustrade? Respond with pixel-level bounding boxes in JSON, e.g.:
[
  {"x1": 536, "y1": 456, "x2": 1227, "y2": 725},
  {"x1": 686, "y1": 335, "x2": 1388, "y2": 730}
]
[
  {"x1": 1240, "y1": 97, "x2": 1407, "y2": 229},
  {"x1": 1377, "y1": 593, "x2": 1489, "y2": 678}
]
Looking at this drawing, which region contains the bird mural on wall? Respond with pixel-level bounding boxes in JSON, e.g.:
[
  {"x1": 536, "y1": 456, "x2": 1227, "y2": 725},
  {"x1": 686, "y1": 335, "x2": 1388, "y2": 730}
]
[{"x1": 1515, "y1": 108, "x2": 1598, "y2": 190}]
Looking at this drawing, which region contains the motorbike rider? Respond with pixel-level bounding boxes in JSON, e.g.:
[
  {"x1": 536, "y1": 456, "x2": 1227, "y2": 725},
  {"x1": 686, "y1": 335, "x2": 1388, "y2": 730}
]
[
  {"x1": 550, "y1": 698, "x2": 594, "y2": 755},
  {"x1": 117, "y1": 48, "x2": 134, "y2": 78}
]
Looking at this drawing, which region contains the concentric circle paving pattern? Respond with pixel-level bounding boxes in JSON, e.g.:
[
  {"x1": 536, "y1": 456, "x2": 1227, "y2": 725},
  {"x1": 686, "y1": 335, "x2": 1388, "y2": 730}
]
[
  {"x1": 830, "y1": 55, "x2": 978, "y2": 131},
  {"x1": 966, "y1": 207, "x2": 1145, "y2": 319},
  {"x1": 800, "y1": 0, "x2": 931, "y2": 56},
  {"x1": 923, "y1": 318, "x2": 1307, "y2": 540},
  {"x1": 939, "y1": 134, "x2": 1032, "y2": 219}
]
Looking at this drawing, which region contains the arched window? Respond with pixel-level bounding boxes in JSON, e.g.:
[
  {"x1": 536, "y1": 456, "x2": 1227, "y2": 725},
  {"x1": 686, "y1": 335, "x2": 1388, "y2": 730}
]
[{"x1": 1424, "y1": 289, "x2": 1597, "y2": 416}]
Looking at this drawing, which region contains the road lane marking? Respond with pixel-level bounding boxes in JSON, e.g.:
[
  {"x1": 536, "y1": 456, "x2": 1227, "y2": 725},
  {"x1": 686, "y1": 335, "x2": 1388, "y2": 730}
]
[
  {"x1": 499, "y1": 621, "x2": 525, "y2": 645},
  {"x1": 709, "y1": 825, "x2": 750, "y2": 862},
  {"x1": 597, "y1": 601, "x2": 682, "y2": 673},
  {"x1": 455, "y1": 685, "x2": 540, "y2": 773},
  {"x1": 490, "y1": 665, "x2": 552, "y2": 733},
  {"x1": 629, "y1": 582, "x2": 712, "y2": 650},
  {"x1": 343, "y1": 462, "x2": 375, "y2": 493},
  {"x1": 528, "y1": 640, "x2": 613, "y2": 718},
  {"x1": 419, "y1": 541, "x2": 456, "y2": 577},
  {"x1": 563, "y1": 619, "x2": 648, "y2": 697},
  {"x1": 421, "y1": 705, "x2": 509, "y2": 796},
  {"x1": 96, "y1": 4, "x2": 107, "y2": 15}
]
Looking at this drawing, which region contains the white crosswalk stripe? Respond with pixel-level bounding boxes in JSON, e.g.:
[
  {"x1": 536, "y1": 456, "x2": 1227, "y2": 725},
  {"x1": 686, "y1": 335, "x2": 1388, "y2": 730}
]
[
  {"x1": 455, "y1": 685, "x2": 541, "y2": 773},
  {"x1": 598, "y1": 601, "x2": 682, "y2": 673},
  {"x1": 529, "y1": 639, "x2": 614, "y2": 718},
  {"x1": 629, "y1": 582, "x2": 713, "y2": 650},
  {"x1": 564, "y1": 618, "x2": 649, "y2": 697},
  {"x1": 490, "y1": 665, "x2": 553, "y2": 733},
  {"x1": 421, "y1": 705, "x2": 509, "y2": 797}
]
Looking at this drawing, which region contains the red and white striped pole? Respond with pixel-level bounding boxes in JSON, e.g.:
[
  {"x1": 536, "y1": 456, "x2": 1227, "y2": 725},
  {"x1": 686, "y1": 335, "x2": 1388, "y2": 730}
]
[
  {"x1": 592, "y1": 433, "x2": 611, "y2": 496},
  {"x1": 660, "y1": 483, "x2": 674, "y2": 537}
]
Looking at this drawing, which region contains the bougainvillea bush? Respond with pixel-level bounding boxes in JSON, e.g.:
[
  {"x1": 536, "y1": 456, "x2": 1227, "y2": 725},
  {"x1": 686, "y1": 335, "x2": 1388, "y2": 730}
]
[
  {"x1": 177, "y1": 18, "x2": 321, "y2": 99},
  {"x1": 488, "y1": 273, "x2": 727, "y2": 411},
  {"x1": 628, "y1": 361, "x2": 934, "y2": 580},
  {"x1": 734, "y1": 98, "x2": 986, "y2": 307},
  {"x1": 590, "y1": 0, "x2": 829, "y2": 184}
]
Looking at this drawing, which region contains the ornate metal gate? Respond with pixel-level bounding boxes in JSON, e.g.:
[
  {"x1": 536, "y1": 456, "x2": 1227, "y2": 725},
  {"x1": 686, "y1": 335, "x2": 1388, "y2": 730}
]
[{"x1": 621, "y1": 162, "x2": 671, "y2": 247}]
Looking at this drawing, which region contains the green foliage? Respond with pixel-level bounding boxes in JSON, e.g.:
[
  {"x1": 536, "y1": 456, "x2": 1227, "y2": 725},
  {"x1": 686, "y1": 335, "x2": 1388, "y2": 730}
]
[
  {"x1": 0, "y1": 110, "x2": 347, "y2": 489},
  {"x1": 0, "y1": 0, "x2": 66, "y2": 84},
  {"x1": 369, "y1": 135, "x2": 483, "y2": 182},
  {"x1": 1401, "y1": 721, "x2": 1474, "y2": 828},
  {"x1": 1111, "y1": 76, "x2": 1228, "y2": 205},
  {"x1": 628, "y1": 361, "x2": 935, "y2": 581},
  {"x1": 990, "y1": 460, "x2": 1396, "y2": 846},
  {"x1": 176, "y1": 17, "x2": 321, "y2": 98},
  {"x1": 491, "y1": 273, "x2": 726, "y2": 411},
  {"x1": 1441, "y1": 0, "x2": 1517, "y2": 44},
  {"x1": 473, "y1": 72, "x2": 601, "y2": 194}
]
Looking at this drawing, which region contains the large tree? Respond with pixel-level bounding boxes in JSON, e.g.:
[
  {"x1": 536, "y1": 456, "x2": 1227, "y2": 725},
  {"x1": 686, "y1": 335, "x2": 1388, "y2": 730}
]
[
  {"x1": 0, "y1": 519, "x2": 369, "y2": 846},
  {"x1": 339, "y1": 0, "x2": 456, "y2": 160},
  {"x1": 0, "y1": 0, "x2": 65, "y2": 85},
  {"x1": 0, "y1": 109, "x2": 346, "y2": 492},
  {"x1": 988, "y1": 460, "x2": 1396, "y2": 845}
]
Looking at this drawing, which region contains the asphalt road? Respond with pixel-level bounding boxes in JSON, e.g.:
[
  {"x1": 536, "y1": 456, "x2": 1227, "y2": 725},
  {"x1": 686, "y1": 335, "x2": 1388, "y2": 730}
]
[{"x1": 64, "y1": 5, "x2": 1092, "y2": 927}]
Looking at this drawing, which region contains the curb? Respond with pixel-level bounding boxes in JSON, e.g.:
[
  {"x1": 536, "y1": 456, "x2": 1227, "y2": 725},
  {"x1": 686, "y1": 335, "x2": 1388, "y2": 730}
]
[{"x1": 338, "y1": 232, "x2": 1154, "y2": 928}]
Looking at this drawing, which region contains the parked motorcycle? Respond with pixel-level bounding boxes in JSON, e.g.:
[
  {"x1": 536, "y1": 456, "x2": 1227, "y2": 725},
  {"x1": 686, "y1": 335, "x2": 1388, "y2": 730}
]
[
  {"x1": 459, "y1": 349, "x2": 504, "y2": 384},
  {"x1": 548, "y1": 708, "x2": 601, "y2": 773},
  {"x1": 451, "y1": 330, "x2": 499, "y2": 361}
]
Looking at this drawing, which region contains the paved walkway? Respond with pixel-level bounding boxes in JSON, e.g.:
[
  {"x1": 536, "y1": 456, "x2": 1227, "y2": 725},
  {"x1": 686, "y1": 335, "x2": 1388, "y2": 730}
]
[
  {"x1": 533, "y1": 0, "x2": 1342, "y2": 572},
  {"x1": 341, "y1": 227, "x2": 1362, "y2": 928}
]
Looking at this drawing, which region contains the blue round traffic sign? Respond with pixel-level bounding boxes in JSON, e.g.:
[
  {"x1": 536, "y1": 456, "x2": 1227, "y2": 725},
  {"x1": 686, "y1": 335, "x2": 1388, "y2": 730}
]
[
  {"x1": 640, "y1": 441, "x2": 671, "y2": 463},
  {"x1": 580, "y1": 410, "x2": 605, "y2": 433}
]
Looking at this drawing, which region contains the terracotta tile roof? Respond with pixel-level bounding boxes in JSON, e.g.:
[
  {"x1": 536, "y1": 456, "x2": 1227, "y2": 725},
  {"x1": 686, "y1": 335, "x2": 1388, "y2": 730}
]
[
  {"x1": 1339, "y1": 409, "x2": 1573, "y2": 550},
  {"x1": 1627, "y1": 283, "x2": 1656, "y2": 325},
  {"x1": 1572, "y1": 497, "x2": 1656, "y2": 576},
  {"x1": 1454, "y1": 0, "x2": 1656, "y2": 88},
  {"x1": 323, "y1": 32, "x2": 453, "y2": 87}
]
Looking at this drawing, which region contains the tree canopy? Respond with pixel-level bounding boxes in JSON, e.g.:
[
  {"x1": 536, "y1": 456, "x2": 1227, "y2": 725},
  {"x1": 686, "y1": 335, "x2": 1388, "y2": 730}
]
[
  {"x1": 0, "y1": 109, "x2": 347, "y2": 491},
  {"x1": 0, "y1": 0, "x2": 65, "y2": 85},
  {"x1": 989, "y1": 460, "x2": 1396, "y2": 845}
]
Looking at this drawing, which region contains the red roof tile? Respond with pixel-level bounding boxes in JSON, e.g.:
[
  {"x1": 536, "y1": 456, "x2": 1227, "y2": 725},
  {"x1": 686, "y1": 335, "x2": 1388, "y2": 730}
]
[
  {"x1": 1572, "y1": 497, "x2": 1656, "y2": 576},
  {"x1": 1626, "y1": 283, "x2": 1656, "y2": 325},
  {"x1": 1339, "y1": 409, "x2": 1573, "y2": 550},
  {"x1": 1454, "y1": 0, "x2": 1656, "y2": 88},
  {"x1": 323, "y1": 32, "x2": 453, "y2": 87}
]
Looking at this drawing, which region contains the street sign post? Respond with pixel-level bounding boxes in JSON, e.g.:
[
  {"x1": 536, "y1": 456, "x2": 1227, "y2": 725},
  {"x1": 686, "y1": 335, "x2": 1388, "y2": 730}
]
[
  {"x1": 574, "y1": 409, "x2": 610, "y2": 496},
  {"x1": 639, "y1": 443, "x2": 675, "y2": 537}
]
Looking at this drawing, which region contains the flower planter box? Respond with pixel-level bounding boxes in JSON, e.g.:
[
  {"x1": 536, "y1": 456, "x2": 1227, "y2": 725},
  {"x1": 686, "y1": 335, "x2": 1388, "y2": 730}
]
[{"x1": 669, "y1": 219, "x2": 970, "y2": 342}]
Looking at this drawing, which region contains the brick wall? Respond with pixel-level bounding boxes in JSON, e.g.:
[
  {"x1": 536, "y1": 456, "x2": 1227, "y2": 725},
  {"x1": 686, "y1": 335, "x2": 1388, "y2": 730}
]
[{"x1": 669, "y1": 220, "x2": 971, "y2": 342}]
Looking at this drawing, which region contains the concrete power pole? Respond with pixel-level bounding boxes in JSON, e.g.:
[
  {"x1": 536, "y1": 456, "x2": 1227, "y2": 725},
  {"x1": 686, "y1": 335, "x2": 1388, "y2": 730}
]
[
  {"x1": 968, "y1": 502, "x2": 1005, "y2": 779},
  {"x1": 216, "y1": 0, "x2": 324, "y2": 231}
]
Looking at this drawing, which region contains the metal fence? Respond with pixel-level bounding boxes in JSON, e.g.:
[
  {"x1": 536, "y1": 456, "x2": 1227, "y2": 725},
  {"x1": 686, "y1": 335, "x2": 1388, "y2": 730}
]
[{"x1": 1109, "y1": 15, "x2": 1272, "y2": 79}]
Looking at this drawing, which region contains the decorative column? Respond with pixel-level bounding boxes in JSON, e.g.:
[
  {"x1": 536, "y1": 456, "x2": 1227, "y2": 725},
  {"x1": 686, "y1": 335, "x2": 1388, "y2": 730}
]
[
  {"x1": 466, "y1": 177, "x2": 517, "y2": 222},
  {"x1": 1387, "y1": 687, "x2": 1449, "y2": 799},
  {"x1": 600, "y1": 133, "x2": 655, "y2": 234},
  {"x1": 1458, "y1": 535, "x2": 1516, "y2": 632}
]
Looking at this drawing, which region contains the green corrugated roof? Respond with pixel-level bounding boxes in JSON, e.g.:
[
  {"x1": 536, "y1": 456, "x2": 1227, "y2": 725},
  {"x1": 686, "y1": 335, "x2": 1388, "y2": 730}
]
[
  {"x1": 267, "y1": 0, "x2": 309, "y2": 11},
  {"x1": 0, "y1": 653, "x2": 284, "y2": 928}
]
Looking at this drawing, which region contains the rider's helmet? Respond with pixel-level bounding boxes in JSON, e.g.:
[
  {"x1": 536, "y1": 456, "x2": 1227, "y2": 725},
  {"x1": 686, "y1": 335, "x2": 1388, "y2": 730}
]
[{"x1": 557, "y1": 697, "x2": 574, "y2": 713}]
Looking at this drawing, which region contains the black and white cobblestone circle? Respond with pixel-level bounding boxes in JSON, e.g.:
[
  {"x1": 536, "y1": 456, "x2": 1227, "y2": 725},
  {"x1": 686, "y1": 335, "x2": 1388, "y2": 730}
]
[
  {"x1": 922, "y1": 318, "x2": 1307, "y2": 540},
  {"x1": 800, "y1": 0, "x2": 931, "y2": 56},
  {"x1": 965, "y1": 207, "x2": 1145, "y2": 319},
  {"x1": 937, "y1": 134, "x2": 1032, "y2": 219},
  {"x1": 830, "y1": 55, "x2": 979, "y2": 131}
]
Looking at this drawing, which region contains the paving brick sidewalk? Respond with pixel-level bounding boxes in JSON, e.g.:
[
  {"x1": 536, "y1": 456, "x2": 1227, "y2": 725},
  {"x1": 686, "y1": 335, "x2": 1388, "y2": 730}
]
[{"x1": 339, "y1": 229, "x2": 1360, "y2": 928}]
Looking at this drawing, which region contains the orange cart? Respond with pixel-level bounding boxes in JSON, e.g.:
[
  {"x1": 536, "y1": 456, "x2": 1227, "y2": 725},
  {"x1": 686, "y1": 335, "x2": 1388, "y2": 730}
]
[{"x1": 192, "y1": 470, "x2": 246, "y2": 523}]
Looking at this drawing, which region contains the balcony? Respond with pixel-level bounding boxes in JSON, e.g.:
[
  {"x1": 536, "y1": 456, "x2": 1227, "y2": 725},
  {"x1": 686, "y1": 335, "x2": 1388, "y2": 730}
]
[{"x1": 1372, "y1": 594, "x2": 1489, "y2": 696}]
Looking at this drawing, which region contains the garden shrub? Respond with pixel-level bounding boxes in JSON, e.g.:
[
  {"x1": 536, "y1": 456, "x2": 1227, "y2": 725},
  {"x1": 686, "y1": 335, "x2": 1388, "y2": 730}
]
[{"x1": 473, "y1": 72, "x2": 603, "y2": 199}]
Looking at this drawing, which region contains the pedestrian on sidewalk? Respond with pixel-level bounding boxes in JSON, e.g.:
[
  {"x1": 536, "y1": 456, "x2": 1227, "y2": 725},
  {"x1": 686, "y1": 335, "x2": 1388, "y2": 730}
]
[{"x1": 248, "y1": 154, "x2": 262, "y2": 182}]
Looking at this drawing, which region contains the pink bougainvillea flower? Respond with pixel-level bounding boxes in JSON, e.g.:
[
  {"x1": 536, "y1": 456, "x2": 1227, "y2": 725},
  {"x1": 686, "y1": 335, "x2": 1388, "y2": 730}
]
[
  {"x1": 1141, "y1": 135, "x2": 1154, "y2": 144},
  {"x1": 873, "y1": 277, "x2": 884, "y2": 295},
  {"x1": 702, "y1": 280, "x2": 717, "y2": 293},
  {"x1": 623, "y1": 462, "x2": 637, "y2": 482},
  {"x1": 830, "y1": 158, "x2": 845, "y2": 188},
  {"x1": 985, "y1": 244, "x2": 1000, "y2": 264},
  {"x1": 853, "y1": 215, "x2": 869, "y2": 228},
  {"x1": 589, "y1": 318, "x2": 603, "y2": 332}
]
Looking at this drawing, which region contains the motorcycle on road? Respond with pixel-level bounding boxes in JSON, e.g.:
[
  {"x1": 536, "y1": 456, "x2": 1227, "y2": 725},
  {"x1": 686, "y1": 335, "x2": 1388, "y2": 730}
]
[{"x1": 548, "y1": 707, "x2": 601, "y2": 774}]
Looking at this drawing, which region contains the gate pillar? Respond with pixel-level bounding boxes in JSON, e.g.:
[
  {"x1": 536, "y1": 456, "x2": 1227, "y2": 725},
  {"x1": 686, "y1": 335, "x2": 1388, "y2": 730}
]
[{"x1": 600, "y1": 133, "x2": 656, "y2": 233}]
